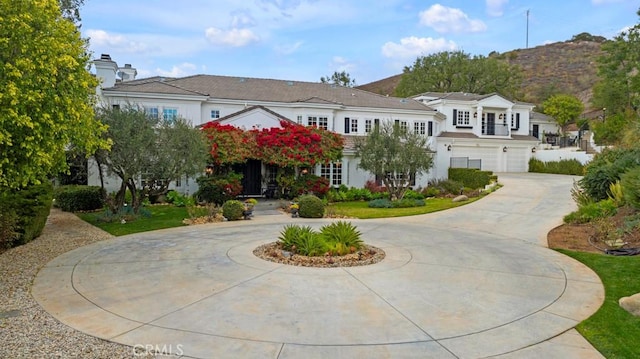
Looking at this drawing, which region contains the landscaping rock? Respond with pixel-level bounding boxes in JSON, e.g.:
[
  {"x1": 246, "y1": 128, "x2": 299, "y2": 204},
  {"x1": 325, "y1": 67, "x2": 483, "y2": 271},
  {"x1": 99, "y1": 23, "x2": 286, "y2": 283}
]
[
  {"x1": 452, "y1": 195, "x2": 469, "y2": 202},
  {"x1": 619, "y1": 293, "x2": 640, "y2": 317}
]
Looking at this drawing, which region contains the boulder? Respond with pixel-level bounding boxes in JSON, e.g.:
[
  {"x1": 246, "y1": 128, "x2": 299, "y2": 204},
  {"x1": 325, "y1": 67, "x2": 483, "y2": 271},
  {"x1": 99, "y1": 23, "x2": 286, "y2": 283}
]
[
  {"x1": 452, "y1": 195, "x2": 469, "y2": 203},
  {"x1": 619, "y1": 293, "x2": 640, "y2": 317}
]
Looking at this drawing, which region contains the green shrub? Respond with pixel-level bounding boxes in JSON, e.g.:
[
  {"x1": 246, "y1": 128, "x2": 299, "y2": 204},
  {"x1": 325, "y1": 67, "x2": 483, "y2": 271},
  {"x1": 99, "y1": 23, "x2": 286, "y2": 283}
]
[
  {"x1": 195, "y1": 173, "x2": 243, "y2": 205},
  {"x1": 0, "y1": 209, "x2": 19, "y2": 249},
  {"x1": 222, "y1": 200, "x2": 245, "y2": 221},
  {"x1": 292, "y1": 230, "x2": 323, "y2": 256},
  {"x1": 580, "y1": 147, "x2": 640, "y2": 201},
  {"x1": 422, "y1": 187, "x2": 440, "y2": 197},
  {"x1": 95, "y1": 205, "x2": 152, "y2": 223},
  {"x1": 291, "y1": 174, "x2": 330, "y2": 198},
  {"x1": 320, "y1": 221, "x2": 363, "y2": 255},
  {"x1": 0, "y1": 182, "x2": 53, "y2": 246},
  {"x1": 403, "y1": 189, "x2": 425, "y2": 200},
  {"x1": 368, "y1": 198, "x2": 393, "y2": 208},
  {"x1": 166, "y1": 190, "x2": 193, "y2": 207},
  {"x1": 528, "y1": 158, "x2": 584, "y2": 175},
  {"x1": 448, "y1": 168, "x2": 494, "y2": 189},
  {"x1": 392, "y1": 198, "x2": 425, "y2": 208},
  {"x1": 298, "y1": 194, "x2": 324, "y2": 218},
  {"x1": 54, "y1": 185, "x2": 105, "y2": 212},
  {"x1": 563, "y1": 198, "x2": 618, "y2": 224},
  {"x1": 429, "y1": 178, "x2": 465, "y2": 195},
  {"x1": 608, "y1": 181, "x2": 625, "y2": 207},
  {"x1": 278, "y1": 222, "x2": 363, "y2": 257},
  {"x1": 621, "y1": 167, "x2": 640, "y2": 209}
]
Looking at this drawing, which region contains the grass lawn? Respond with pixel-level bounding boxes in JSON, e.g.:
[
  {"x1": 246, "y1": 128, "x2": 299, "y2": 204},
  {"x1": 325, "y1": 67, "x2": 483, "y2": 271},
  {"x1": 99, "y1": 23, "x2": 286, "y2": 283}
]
[
  {"x1": 76, "y1": 205, "x2": 189, "y2": 236},
  {"x1": 328, "y1": 196, "x2": 480, "y2": 219},
  {"x1": 558, "y1": 250, "x2": 640, "y2": 359}
]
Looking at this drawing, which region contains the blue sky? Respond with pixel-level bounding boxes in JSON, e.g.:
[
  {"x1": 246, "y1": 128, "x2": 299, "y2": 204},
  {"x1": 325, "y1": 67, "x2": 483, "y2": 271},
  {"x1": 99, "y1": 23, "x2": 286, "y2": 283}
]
[{"x1": 81, "y1": 0, "x2": 639, "y2": 85}]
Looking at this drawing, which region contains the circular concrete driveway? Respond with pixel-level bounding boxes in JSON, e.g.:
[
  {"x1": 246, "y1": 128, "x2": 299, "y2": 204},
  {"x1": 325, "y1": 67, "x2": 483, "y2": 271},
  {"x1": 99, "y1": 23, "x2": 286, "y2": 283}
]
[{"x1": 33, "y1": 174, "x2": 604, "y2": 359}]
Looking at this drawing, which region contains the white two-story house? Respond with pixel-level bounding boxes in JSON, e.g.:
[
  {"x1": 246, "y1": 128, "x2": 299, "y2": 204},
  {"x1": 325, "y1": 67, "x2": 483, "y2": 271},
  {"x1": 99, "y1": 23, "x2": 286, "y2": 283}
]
[
  {"x1": 90, "y1": 55, "x2": 539, "y2": 195},
  {"x1": 414, "y1": 92, "x2": 539, "y2": 173},
  {"x1": 91, "y1": 55, "x2": 446, "y2": 195}
]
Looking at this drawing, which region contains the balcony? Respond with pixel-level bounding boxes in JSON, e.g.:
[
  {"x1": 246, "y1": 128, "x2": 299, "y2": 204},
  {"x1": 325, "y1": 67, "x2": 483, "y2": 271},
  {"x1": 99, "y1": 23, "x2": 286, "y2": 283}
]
[{"x1": 481, "y1": 122, "x2": 509, "y2": 136}]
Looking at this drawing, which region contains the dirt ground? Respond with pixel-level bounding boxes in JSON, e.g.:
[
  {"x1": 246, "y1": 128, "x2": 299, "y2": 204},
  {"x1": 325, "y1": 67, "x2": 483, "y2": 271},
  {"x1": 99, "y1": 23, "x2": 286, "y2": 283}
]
[{"x1": 548, "y1": 207, "x2": 640, "y2": 254}]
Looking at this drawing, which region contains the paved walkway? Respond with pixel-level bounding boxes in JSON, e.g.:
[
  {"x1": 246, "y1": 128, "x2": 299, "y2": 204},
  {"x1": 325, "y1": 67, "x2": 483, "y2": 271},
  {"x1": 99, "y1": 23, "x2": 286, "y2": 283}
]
[{"x1": 33, "y1": 173, "x2": 605, "y2": 358}]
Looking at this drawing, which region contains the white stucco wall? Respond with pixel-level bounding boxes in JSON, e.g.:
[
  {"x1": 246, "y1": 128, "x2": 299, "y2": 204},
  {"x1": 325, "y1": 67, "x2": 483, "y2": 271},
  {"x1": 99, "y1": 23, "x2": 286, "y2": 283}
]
[{"x1": 533, "y1": 149, "x2": 593, "y2": 165}]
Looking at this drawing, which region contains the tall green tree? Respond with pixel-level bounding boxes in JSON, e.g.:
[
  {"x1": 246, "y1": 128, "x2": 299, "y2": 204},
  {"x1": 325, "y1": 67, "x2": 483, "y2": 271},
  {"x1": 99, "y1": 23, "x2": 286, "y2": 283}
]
[
  {"x1": 591, "y1": 9, "x2": 640, "y2": 146},
  {"x1": 0, "y1": 0, "x2": 108, "y2": 189},
  {"x1": 542, "y1": 94, "x2": 584, "y2": 135},
  {"x1": 354, "y1": 122, "x2": 433, "y2": 201},
  {"x1": 394, "y1": 51, "x2": 523, "y2": 98},
  {"x1": 320, "y1": 71, "x2": 356, "y2": 87},
  {"x1": 95, "y1": 105, "x2": 208, "y2": 212},
  {"x1": 592, "y1": 9, "x2": 640, "y2": 117},
  {"x1": 58, "y1": 0, "x2": 85, "y2": 23}
]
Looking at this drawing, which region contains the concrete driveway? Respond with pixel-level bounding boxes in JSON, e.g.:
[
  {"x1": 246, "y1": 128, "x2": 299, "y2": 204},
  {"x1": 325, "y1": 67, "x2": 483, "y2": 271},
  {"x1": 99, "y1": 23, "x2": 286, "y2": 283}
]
[{"x1": 33, "y1": 173, "x2": 604, "y2": 358}]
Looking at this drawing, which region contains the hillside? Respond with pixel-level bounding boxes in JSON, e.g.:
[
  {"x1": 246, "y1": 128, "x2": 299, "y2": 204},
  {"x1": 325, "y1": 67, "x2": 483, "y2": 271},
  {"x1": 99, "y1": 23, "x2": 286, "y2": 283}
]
[{"x1": 357, "y1": 40, "x2": 604, "y2": 108}]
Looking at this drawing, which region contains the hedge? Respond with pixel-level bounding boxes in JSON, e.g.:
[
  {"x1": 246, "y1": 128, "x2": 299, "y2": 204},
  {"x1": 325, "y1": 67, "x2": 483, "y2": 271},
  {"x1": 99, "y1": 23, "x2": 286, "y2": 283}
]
[
  {"x1": 54, "y1": 185, "x2": 105, "y2": 212},
  {"x1": 448, "y1": 168, "x2": 494, "y2": 189},
  {"x1": 528, "y1": 158, "x2": 585, "y2": 176},
  {"x1": 0, "y1": 182, "x2": 53, "y2": 247}
]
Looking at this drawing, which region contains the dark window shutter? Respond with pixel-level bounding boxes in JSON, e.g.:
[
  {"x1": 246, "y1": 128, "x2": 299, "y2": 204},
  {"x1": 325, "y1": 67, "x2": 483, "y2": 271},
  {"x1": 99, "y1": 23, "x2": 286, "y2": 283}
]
[
  {"x1": 452, "y1": 109, "x2": 457, "y2": 125},
  {"x1": 516, "y1": 113, "x2": 520, "y2": 130},
  {"x1": 344, "y1": 118, "x2": 350, "y2": 133},
  {"x1": 428, "y1": 121, "x2": 433, "y2": 136}
]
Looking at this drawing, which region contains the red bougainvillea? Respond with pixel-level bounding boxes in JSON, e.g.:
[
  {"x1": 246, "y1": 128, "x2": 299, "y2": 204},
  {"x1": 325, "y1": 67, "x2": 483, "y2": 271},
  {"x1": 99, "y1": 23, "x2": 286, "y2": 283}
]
[
  {"x1": 202, "y1": 120, "x2": 343, "y2": 167},
  {"x1": 201, "y1": 122, "x2": 256, "y2": 165}
]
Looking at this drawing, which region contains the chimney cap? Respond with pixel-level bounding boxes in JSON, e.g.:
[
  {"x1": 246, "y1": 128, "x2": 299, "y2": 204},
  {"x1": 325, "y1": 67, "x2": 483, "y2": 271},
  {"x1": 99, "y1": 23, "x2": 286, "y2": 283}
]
[
  {"x1": 124, "y1": 64, "x2": 132, "y2": 68},
  {"x1": 100, "y1": 54, "x2": 112, "y2": 60}
]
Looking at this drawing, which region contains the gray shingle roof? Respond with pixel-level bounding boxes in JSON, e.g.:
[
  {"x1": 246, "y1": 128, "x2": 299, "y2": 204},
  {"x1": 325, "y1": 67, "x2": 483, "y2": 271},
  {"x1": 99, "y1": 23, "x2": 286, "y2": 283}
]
[
  {"x1": 418, "y1": 91, "x2": 534, "y2": 106},
  {"x1": 105, "y1": 75, "x2": 433, "y2": 111}
]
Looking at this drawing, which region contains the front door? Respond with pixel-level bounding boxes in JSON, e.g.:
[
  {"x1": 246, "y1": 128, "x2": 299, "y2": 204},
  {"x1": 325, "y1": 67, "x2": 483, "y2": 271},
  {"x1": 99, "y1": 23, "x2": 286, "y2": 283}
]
[
  {"x1": 233, "y1": 160, "x2": 262, "y2": 196},
  {"x1": 486, "y1": 113, "x2": 496, "y2": 135}
]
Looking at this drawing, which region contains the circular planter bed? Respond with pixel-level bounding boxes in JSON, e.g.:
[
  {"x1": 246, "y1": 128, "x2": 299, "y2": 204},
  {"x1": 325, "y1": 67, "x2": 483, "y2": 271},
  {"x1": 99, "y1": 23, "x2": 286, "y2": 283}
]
[{"x1": 253, "y1": 242, "x2": 385, "y2": 268}]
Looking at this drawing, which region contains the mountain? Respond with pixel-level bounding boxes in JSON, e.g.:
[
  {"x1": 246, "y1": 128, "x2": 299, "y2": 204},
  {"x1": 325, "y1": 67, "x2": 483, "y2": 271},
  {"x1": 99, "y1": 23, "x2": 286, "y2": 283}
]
[{"x1": 357, "y1": 40, "x2": 604, "y2": 109}]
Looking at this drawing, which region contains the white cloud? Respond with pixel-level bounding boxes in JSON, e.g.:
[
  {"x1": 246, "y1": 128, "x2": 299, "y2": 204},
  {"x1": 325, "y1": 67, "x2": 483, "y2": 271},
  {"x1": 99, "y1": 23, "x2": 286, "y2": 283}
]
[
  {"x1": 486, "y1": 0, "x2": 508, "y2": 17},
  {"x1": 205, "y1": 27, "x2": 260, "y2": 47},
  {"x1": 86, "y1": 29, "x2": 148, "y2": 53},
  {"x1": 274, "y1": 41, "x2": 304, "y2": 55},
  {"x1": 329, "y1": 56, "x2": 356, "y2": 72},
  {"x1": 381, "y1": 36, "x2": 457, "y2": 59},
  {"x1": 419, "y1": 4, "x2": 487, "y2": 33},
  {"x1": 155, "y1": 62, "x2": 198, "y2": 77}
]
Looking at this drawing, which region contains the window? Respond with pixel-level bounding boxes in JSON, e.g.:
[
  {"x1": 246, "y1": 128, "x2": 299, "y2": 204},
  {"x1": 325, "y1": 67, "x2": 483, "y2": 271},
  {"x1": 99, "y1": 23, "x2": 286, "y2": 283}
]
[
  {"x1": 163, "y1": 108, "x2": 177, "y2": 122},
  {"x1": 428, "y1": 121, "x2": 433, "y2": 136},
  {"x1": 175, "y1": 178, "x2": 182, "y2": 187},
  {"x1": 145, "y1": 106, "x2": 159, "y2": 119},
  {"x1": 400, "y1": 121, "x2": 408, "y2": 132},
  {"x1": 297, "y1": 115, "x2": 303, "y2": 124},
  {"x1": 365, "y1": 119, "x2": 372, "y2": 133},
  {"x1": 455, "y1": 110, "x2": 470, "y2": 126},
  {"x1": 320, "y1": 162, "x2": 342, "y2": 186},
  {"x1": 414, "y1": 121, "x2": 426, "y2": 135},
  {"x1": 350, "y1": 118, "x2": 358, "y2": 133},
  {"x1": 112, "y1": 104, "x2": 120, "y2": 110},
  {"x1": 308, "y1": 116, "x2": 328, "y2": 130},
  {"x1": 511, "y1": 113, "x2": 520, "y2": 130},
  {"x1": 210, "y1": 110, "x2": 220, "y2": 119}
]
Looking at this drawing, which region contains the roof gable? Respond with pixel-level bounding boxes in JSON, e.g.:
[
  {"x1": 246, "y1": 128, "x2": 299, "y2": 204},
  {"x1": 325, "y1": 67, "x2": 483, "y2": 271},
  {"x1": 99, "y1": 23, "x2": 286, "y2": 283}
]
[{"x1": 204, "y1": 105, "x2": 294, "y2": 130}]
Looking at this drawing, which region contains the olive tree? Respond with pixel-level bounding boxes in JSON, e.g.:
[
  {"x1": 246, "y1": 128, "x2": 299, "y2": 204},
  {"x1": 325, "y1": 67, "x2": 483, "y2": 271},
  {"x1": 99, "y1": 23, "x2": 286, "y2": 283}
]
[
  {"x1": 354, "y1": 122, "x2": 433, "y2": 200},
  {"x1": 95, "y1": 105, "x2": 208, "y2": 212}
]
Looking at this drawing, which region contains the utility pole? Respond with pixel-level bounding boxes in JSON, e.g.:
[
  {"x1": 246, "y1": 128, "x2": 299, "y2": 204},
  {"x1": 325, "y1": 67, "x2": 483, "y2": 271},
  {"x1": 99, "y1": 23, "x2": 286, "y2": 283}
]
[{"x1": 526, "y1": 9, "x2": 530, "y2": 49}]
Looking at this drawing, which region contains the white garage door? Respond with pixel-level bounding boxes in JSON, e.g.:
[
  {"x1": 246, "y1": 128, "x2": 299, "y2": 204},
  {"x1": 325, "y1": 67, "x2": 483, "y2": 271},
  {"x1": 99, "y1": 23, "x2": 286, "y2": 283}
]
[
  {"x1": 452, "y1": 146, "x2": 498, "y2": 172},
  {"x1": 507, "y1": 148, "x2": 528, "y2": 172}
]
